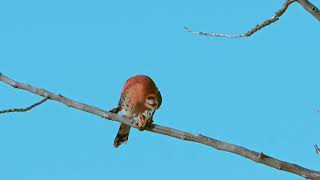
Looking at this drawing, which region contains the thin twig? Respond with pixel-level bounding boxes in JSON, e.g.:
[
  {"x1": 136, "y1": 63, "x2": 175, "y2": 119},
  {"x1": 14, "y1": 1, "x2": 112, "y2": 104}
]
[
  {"x1": 185, "y1": 0, "x2": 296, "y2": 38},
  {"x1": 0, "y1": 97, "x2": 48, "y2": 114},
  {"x1": 0, "y1": 73, "x2": 320, "y2": 179}
]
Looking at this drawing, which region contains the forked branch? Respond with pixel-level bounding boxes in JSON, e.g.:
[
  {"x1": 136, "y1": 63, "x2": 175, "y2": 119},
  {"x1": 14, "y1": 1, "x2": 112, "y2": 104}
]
[
  {"x1": 1, "y1": 73, "x2": 320, "y2": 179},
  {"x1": 0, "y1": 97, "x2": 48, "y2": 114},
  {"x1": 185, "y1": 0, "x2": 319, "y2": 38}
]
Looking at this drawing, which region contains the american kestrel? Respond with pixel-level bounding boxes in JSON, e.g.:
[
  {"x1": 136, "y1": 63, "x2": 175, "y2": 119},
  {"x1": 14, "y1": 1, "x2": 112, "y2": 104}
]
[{"x1": 110, "y1": 75, "x2": 162, "y2": 148}]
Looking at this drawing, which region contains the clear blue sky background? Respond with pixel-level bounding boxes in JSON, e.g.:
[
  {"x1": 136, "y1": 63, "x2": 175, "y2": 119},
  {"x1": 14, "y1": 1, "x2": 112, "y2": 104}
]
[{"x1": 0, "y1": 0, "x2": 319, "y2": 179}]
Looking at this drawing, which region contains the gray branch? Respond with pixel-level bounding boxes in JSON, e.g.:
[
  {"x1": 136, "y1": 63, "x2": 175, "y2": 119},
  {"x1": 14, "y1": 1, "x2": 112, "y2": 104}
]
[
  {"x1": 297, "y1": 0, "x2": 320, "y2": 21},
  {"x1": 186, "y1": 0, "x2": 319, "y2": 38},
  {"x1": 1, "y1": 73, "x2": 319, "y2": 179}
]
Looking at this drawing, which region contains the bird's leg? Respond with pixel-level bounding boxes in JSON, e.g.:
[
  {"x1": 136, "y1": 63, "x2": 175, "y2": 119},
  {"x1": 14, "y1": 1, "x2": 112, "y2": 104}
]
[
  {"x1": 109, "y1": 106, "x2": 121, "y2": 114},
  {"x1": 136, "y1": 110, "x2": 154, "y2": 131}
]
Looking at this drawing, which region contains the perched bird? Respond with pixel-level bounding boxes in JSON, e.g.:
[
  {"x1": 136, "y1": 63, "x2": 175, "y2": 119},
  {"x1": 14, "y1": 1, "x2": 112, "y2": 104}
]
[{"x1": 110, "y1": 75, "x2": 162, "y2": 148}]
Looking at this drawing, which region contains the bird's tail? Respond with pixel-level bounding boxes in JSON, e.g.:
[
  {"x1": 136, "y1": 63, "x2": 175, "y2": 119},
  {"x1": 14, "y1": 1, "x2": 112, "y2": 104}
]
[{"x1": 114, "y1": 123, "x2": 131, "y2": 148}]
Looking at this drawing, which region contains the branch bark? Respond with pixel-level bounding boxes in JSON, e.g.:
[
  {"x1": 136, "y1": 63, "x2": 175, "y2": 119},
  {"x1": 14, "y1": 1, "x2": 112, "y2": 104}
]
[
  {"x1": 297, "y1": 0, "x2": 320, "y2": 21},
  {"x1": 1, "y1": 73, "x2": 320, "y2": 179}
]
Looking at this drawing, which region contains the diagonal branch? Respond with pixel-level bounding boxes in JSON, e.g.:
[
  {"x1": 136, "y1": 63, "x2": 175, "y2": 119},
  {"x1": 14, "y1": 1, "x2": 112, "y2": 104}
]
[
  {"x1": 0, "y1": 97, "x2": 48, "y2": 114},
  {"x1": 185, "y1": 0, "x2": 319, "y2": 38},
  {"x1": 0, "y1": 73, "x2": 320, "y2": 179},
  {"x1": 297, "y1": 0, "x2": 320, "y2": 21}
]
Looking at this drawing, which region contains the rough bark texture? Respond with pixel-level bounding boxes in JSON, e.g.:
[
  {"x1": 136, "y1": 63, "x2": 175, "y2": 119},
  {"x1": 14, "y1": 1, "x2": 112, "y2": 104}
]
[{"x1": 1, "y1": 73, "x2": 320, "y2": 179}]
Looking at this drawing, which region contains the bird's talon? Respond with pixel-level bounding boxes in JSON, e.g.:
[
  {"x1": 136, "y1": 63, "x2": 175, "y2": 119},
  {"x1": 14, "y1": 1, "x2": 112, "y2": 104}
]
[
  {"x1": 146, "y1": 120, "x2": 154, "y2": 128},
  {"x1": 135, "y1": 116, "x2": 153, "y2": 131},
  {"x1": 136, "y1": 118, "x2": 146, "y2": 131}
]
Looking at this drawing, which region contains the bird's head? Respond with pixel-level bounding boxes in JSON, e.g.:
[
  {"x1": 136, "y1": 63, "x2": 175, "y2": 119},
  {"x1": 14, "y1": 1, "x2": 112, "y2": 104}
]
[{"x1": 144, "y1": 91, "x2": 162, "y2": 111}]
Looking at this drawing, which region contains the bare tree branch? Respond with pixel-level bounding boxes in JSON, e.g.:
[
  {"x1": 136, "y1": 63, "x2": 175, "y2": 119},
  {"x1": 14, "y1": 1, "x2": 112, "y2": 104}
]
[
  {"x1": 185, "y1": 0, "x2": 319, "y2": 38},
  {"x1": 184, "y1": 26, "x2": 247, "y2": 38},
  {"x1": 297, "y1": 0, "x2": 320, "y2": 21},
  {"x1": 0, "y1": 97, "x2": 48, "y2": 114},
  {"x1": 1, "y1": 73, "x2": 320, "y2": 179}
]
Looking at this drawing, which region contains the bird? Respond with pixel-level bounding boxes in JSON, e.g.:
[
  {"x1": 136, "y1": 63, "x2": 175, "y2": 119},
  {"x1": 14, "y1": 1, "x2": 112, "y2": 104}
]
[{"x1": 110, "y1": 75, "x2": 162, "y2": 148}]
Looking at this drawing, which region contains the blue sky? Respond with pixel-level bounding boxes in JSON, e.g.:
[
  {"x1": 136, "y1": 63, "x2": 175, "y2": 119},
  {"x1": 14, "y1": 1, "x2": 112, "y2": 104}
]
[{"x1": 0, "y1": 0, "x2": 320, "y2": 179}]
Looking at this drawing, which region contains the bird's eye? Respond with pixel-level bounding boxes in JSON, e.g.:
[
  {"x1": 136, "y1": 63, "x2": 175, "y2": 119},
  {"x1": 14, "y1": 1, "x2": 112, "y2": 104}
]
[{"x1": 147, "y1": 96, "x2": 154, "y2": 100}]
